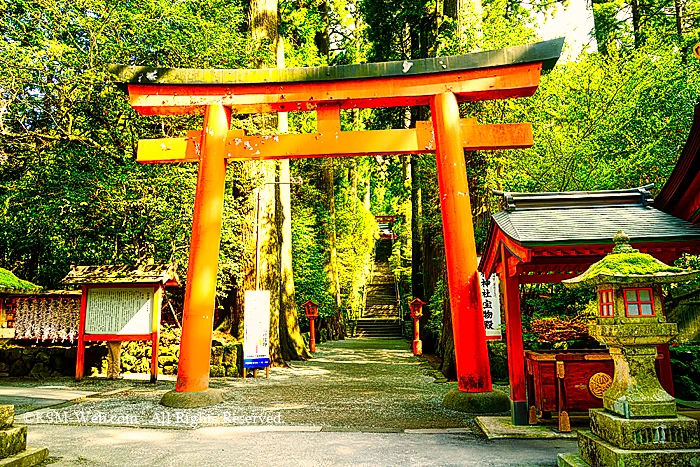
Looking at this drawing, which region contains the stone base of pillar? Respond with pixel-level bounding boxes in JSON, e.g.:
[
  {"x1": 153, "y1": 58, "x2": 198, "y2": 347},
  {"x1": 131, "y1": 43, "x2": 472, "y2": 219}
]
[
  {"x1": 160, "y1": 388, "x2": 223, "y2": 408},
  {"x1": 442, "y1": 388, "x2": 509, "y2": 414},
  {"x1": 106, "y1": 341, "x2": 122, "y2": 380},
  {"x1": 412, "y1": 340, "x2": 422, "y2": 355}
]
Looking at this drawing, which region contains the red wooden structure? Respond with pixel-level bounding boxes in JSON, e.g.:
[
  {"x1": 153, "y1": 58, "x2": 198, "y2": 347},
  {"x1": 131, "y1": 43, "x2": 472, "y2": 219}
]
[
  {"x1": 657, "y1": 103, "x2": 700, "y2": 223},
  {"x1": 110, "y1": 39, "x2": 564, "y2": 403},
  {"x1": 479, "y1": 186, "x2": 700, "y2": 425},
  {"x1": 525, "y1": 350, "x2": 673, "y2": 432},
  {"x1": 62, "y1": 265, "x2": 180, "y2": 383}
]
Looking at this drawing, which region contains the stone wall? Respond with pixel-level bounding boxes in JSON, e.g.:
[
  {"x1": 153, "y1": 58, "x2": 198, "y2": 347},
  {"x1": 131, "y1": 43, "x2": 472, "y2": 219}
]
[
  {"x1": 0, "y1": 344, "x2": 106, "y2": 378},
  {"x1": 0, "y1": 339, "x2": 243, "y2": 379}
]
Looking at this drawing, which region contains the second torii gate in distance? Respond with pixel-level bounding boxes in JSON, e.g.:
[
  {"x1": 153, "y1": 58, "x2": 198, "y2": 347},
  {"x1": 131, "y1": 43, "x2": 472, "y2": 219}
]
[{"x1": 110, "y1": 38, "x2": 563, "y2": 412}]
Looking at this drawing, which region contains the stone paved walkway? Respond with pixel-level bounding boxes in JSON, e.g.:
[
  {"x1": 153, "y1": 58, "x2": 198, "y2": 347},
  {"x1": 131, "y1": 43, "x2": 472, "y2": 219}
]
[
  {"x1": 7, "y1": 338, "x2": 484, "y2": 431},
  {"x1": 27, "y1": 425, "x2": 577, "y2": 467}
]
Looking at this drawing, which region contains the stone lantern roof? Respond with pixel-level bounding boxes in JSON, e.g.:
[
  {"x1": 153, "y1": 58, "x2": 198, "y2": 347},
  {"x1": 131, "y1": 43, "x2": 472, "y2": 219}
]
[{"x1": 563, "y1": 231, "x2": 699, "y2": 287}]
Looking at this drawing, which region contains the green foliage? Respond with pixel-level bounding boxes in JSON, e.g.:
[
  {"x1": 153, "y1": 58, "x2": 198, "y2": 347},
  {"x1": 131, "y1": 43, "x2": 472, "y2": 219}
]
[
  {"x1": 426, "y1": 277, "x2": 446, "y2": 342},
  {"x1": 500, "y1": 42, "x2": 699, "y2": 194},
  {"x1": 0, "y1": 0, "x2": 257, "y2": 290},
  {"x1": 290, "y1": 159, "x2": 377, "y2": 325},
  {"x1": 670, "y1": 344, "x2": 700, "y2": 400},
  {"x1": 0, "y1": 268, "x2": 39, "y2": 291},
  {"x1": 521, "y1": 283, "x2": 596, "y2": 349},
  {"x1": 291, "y1": 198, "x2": 337, "y2": 322},
  {"x1": 335, "y1": 184, "x2": 378, "y2": 317},
  {"x1": 591, "y1": 0, "x2": 700, "y2": 56}
]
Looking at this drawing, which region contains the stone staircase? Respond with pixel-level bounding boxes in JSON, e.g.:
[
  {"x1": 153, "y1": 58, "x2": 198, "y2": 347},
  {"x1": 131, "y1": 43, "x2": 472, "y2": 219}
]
[{"x1": 356, "y1": 240, "x2": 402, "y2": 338}]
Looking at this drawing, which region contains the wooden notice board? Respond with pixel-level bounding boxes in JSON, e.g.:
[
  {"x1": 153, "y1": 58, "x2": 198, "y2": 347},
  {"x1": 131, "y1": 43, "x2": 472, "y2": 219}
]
[{"x1": 76, "y1": 284, "x2": 163, "y2": 382}]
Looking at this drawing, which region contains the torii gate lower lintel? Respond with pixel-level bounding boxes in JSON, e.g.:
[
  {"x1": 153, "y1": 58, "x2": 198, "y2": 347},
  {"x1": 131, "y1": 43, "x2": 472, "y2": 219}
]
[{"x1": 112, "y1": 39, "x2": 563, "y2": 408}]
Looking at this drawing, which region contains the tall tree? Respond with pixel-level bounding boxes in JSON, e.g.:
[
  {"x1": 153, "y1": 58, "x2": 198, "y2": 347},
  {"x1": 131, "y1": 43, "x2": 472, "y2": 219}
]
[
  {"x1": 247, "y1": 0, "x2": 308, "y2": 364},
  {"x1": 276, "y1": 38, "x2": 309, "y2": 360}
]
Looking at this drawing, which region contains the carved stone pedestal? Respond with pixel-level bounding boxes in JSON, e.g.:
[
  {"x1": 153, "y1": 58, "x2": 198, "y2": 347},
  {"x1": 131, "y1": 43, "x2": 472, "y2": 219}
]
[{"x1": 559, "y1": 409, "x2": 700, "y2": 466}]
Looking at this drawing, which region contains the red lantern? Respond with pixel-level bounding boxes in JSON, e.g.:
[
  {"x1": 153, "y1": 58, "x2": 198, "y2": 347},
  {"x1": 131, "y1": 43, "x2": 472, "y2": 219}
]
[{"x1": 408, "y1": 298, "x2": 426, "y2": 355}]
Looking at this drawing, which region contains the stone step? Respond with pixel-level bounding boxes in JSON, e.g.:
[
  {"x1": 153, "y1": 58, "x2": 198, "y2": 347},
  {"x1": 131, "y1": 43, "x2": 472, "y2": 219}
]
[
  {"x1": 0, "y1": 426, "x2": 27, "y2": 459},
  {"x1": 0, "y1": 446, "x2": 49, "y2": 467},
  {"x1": 0, "y1": 406, "x2": 13, "y2": 430},
  {"x1": 355, "y1": 330, "x2": 403, "y2": 338},
  {"x1": 356, "y1": 320, "x2": 400, "y2": 324}
]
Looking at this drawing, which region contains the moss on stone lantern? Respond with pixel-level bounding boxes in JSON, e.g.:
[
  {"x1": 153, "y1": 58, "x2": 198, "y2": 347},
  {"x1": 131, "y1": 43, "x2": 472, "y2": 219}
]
[
  {"x1": 558, "y1": 231, "x2": 700, "y2": 467},
  {"x1": 564, "y1": 231, "x2": 698, "y2": 419}
]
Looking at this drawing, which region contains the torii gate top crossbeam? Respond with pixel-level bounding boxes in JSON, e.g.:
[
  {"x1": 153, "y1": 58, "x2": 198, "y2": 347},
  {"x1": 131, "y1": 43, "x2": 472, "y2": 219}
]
[{"x1": 110, "y1": 39, "x2": 563, "y2": 116}]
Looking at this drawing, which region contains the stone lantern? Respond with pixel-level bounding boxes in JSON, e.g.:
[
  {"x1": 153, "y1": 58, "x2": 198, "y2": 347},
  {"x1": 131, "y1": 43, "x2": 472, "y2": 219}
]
[
  {"x1": 558, "y1": 231, "x2": 700, "y2": 467},
  {"x1": 303, "y1": 300, "x2": 319, "y2": 353},
  {"x1": 408, "y1": 298, "x2": 426, "y2": 355}
]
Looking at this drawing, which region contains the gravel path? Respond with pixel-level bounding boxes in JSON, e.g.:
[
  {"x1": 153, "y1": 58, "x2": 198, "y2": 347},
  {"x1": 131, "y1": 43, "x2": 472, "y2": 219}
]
[{"x1": 9, "y1": 338, "x2": 483, "y2": 431}]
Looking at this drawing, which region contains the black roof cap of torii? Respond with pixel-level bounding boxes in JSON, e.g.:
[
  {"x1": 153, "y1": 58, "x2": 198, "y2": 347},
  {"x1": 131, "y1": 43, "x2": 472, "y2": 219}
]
[{"x1": 108, "y1": 38, "x2": 564, "y2": 87}]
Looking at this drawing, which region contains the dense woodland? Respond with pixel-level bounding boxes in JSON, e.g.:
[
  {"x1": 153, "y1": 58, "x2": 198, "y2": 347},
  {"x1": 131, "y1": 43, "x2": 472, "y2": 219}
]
[{"x1": 1, "y1": 0, "x2": 699, "y2": 376}]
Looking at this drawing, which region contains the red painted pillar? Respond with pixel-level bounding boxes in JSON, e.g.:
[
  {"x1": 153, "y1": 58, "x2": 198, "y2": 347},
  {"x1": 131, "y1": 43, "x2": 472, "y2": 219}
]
[
  {"x1": 309, "y1": 318, "x2": 316, "y2": 353},
  {"x1": 412, "y1": 317, "x2": 422, "y2": 355},
  {"x1": 175, "y1": 104, "x2": 231, "y2": 393},
  {"x1": 75, "y1": 285, "x2": 87, "y2": 381},
  {"x1": 500, "y1": 244, "x2": 527, "y2": 424},
  {"x1": 431, "y1": 92, "x2": 492, "y2": 392}
]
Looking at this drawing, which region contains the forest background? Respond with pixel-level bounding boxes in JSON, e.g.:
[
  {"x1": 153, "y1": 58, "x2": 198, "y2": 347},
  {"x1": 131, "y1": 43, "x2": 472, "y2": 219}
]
[{"x1": 1, "y1": 0, "x2": 699, "y2": 376}]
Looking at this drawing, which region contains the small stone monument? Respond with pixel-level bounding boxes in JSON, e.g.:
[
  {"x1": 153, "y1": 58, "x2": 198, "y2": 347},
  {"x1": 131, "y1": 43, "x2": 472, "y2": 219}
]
[
  {"x1": 558, "y1": 231, "x2": 700, "y2": 466},
  {"x1": 0, "y1": 405, "x2": 48, "y2": 466}
]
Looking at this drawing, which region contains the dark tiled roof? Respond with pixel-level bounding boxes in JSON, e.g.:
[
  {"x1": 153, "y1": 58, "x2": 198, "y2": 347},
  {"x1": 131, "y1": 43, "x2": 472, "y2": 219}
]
[
  {"x1": 109, "y1": 38, "x2": 564, "y2": 86},
  {"x1": 61, "y1": 264, "x2": 180, "y2": 286},
  {"x1": 491, "y1": 186, "x2": 700, "y2": 246}
]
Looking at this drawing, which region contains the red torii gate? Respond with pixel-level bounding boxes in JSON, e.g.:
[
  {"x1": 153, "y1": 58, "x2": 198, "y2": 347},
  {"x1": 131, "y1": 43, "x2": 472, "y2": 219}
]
[{"x1": 110, "y1": 39, "x2": 563, "y2": 407}]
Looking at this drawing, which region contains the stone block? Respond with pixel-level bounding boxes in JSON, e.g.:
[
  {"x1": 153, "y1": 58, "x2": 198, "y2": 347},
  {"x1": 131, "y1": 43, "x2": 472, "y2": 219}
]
[
  {"x1": 222, "y1": 345, "x2": 237, "y2": 366},
  {"x1": 49, "y1": 355, "x2": 65, "y2": 371},
  {"x1": 210, "y1": 347, "x2": 223, "y2": 366},
  {"x1": 0, "y1": 407, "x2": 12, "y2": 430},
  {"x1": 157, "y1": 355, "x2": 177, "y2": 366},
  {"x1": 0, "y1": 426, "x2": 27, "y2": 459},
  {"x1": 28, "y1": 364, "x2": 50, "y2": 379},
  {"x1": 603, "y1": 392, "x2": 676, "y2": 419},
  {"x1": 590, "y1": 408, "x2": 700, "y2": 450},
  {"x1": 578, "y1": 430, "x2": 700, "y2": 467},
  {"x1": 34, "y1": 352, "x2": 49, "y2": 365},
  {"x1": 8, "y1": 361, "x2": 27, "y2": 378},
  {"x1": 224, "y1": 365, "x2": 239, "y2": 377},
  {"x1": 3, "y1": 349, "x2": 21, "y2": 362},
  {"x1": 442, "y1": 388, "x2": 510, "y2": 414},
  {"x1": 64, "y1": 347, "x2": 77, "y2": 360},
  {"x1": 0, "y1": 445, "x2": 49, "y2": 467},
  {"x1": 557, "y1": 452, "x2": 590, "y2": 467},
  {"x1": 160, "y1": 389, "x2": 223, "y2": 409}
]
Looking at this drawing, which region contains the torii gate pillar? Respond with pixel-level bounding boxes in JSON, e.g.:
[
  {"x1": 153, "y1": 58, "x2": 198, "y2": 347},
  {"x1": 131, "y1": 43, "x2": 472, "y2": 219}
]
[
  {"x1": 432, "y1": 92, "x2": 491, "y2": 392},
  {"x1": 160, "y1": 104, "x2": 230, "y2": 407}
]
